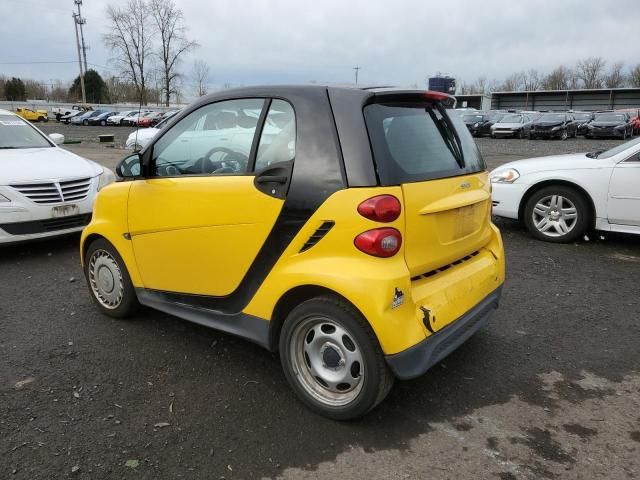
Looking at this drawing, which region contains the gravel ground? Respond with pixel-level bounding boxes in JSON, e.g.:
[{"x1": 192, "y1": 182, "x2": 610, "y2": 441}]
[{"x1": 1, "y1": 122, "x2": 639, "y2": 479}]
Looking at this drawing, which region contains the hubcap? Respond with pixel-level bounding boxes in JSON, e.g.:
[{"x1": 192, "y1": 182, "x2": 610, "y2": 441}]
[
  {"x1": 290, "y1": 317, "x2": 364, "y2": 407},
  {"x1": 88, "y1": 249, "x2": 124, "y2": 309},
  {"x1": 532, "y1": 194, "x2": 578, "y2": 237}
]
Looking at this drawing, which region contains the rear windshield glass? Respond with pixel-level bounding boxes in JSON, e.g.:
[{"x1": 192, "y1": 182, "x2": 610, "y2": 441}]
[
  {"x1": 0, "y1": 115, "x2": 52, "y2": 149},
  {"x1": 595, "y1": 113, "x2": 625, "y2": 122},
  {"x1": 364, "y1": 102, "x2": 485, "y2": 185}
]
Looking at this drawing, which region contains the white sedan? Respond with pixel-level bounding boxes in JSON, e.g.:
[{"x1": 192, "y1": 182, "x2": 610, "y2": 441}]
[
  {"x1": 0, "y1": 109, "x2": 115, "y2": 244},
  {"x1": 490, "y1": 138, "x2": 640, "y2": 242}
]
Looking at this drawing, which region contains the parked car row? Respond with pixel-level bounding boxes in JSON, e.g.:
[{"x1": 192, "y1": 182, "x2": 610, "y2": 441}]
[
  {"x1": 57, "y1": 108, "x2": 180, "y2": 127},
  {"x1": 456, "y1": 108, "x2": 639, "y2": 140}
]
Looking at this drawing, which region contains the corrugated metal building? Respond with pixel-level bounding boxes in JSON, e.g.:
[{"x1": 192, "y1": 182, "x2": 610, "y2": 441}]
[{"x1": 489, "y1": 88, "x2": 640, "y2": 111}]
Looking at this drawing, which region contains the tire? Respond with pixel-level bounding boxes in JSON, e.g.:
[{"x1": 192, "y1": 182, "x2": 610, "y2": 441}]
[
  {"x1": 83, "y1": 119, "x2": 89, "y2": 126},
  {"x1": 518, "y1": 129, "x2": 525, "y2": 139},
  {"x1": 528, "y1": 133, "x2": 535, "y2": 140},
  {"x1": 100, "y1": 120, "x2": 106, "y2": 126},
  {"x1": 279, "y1": 295, "x2": 394, "y2": 420},
  {"x1": 560, "y1": 129, "x2": 568, "y2": 140},
  {"x1": 523, "y1": 185, "x2": 590, "y2": 243},
  {"x1": 55, "y1": 114, "x2": 61, "y2": 122},
  {"x1": 37, "y1": 116, "x2": 44, "y2": 122},
  {"x1": 83, "y1": 238, "x2": 139, "y2": 318}
]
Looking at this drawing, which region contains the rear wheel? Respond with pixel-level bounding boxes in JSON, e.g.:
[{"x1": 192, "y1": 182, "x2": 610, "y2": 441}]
[
  {"x1": 560, "y1": 129, "x2": 568, "y2": 140},
  {"x1": 100, "y1": 120, "x2": 106, "y2": 126},
  {"x1": 83, "y1": 119, "x2": 89, "y2": 126},
  {"x1": 523, "y1": 185, "x2": 590, "y2": 243},
  {"x1": 84, "y1": 238, "x2": 139, "y2": 318},
  {"x1": 279, "y1": 296, "x2": 394, "y2": 420}
]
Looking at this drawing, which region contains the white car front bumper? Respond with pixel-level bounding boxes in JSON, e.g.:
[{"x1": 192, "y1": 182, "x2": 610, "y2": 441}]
[
  {"x1": 0, "y1": 178, "x2": 98, "y2": 244},
  {"x1": 491, "y1": 182, "x2": 530, "y2": 220}
]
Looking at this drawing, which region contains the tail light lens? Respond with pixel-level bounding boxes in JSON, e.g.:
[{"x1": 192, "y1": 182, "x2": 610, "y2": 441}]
[
  {"x1": 354, "y1": 228, "x2": 402, "y2": 258},
  {"x1": 357, "y1": 195, "x2": 401, "y2": 222}
]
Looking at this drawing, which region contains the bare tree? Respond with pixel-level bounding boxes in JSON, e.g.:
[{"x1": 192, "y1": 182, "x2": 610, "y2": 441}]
[
  {"x1": 629, "y1": 64, "x2": 640, "y2": 87},
  {"x1": 192, "y1": 59, "x2": 210, "y2": 97},
  {"x1": 575, "y1": 57, "x2": 606, "y2": 89},
  {"x1": 542, "y1": 66, "x2": 573, "y2": 90},
  {"x1": 104, "y1": 0, "x2": 154, "y2": 104},
  {"x1": 499, "y1": 72, "x2": 525, "y2": 92},
  {"x1": 149, "y1": 0, "x2": 198, "y2": 106},
  {"x1": 522, "y1": 69, "x2": 541, "y2": 91},
  {"x1": 604, "y1": 62, "x2": 626, "y2": 88}
]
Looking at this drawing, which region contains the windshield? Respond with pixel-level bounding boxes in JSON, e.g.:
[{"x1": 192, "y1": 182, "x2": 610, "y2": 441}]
[
  {"x1": 0, "y1": 115, "x2": 52, "y2": 149},
  {"x1": 364, "y1": 102, "x2": 485, "y2": 185},
  {"x1": 538, "y1": 114, "x2": 565, "y2": 122},
  {"x1": 463, "y1": 115, "x2": 485, "y2": 123},
  {"x1": 574, "y1": 113, "x2": 592, "y2": 121},
  {"x1": 500, "y1": 114, "x2": 522, "y2": 123},
  {"x1": 595, "y1": 113, "x2": 625, "y2": 122},
  {"x1": 593, "y1": 136, "x2": 640, "y2": 159},
  {"x1": 489, "y1": 113, "x2": 504, "y2": 122}
]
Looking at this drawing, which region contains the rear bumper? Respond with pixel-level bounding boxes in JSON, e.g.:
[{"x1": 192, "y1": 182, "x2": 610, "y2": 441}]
[{"x1": 385, "y1": 286, "x2": 502, "y2": 380}]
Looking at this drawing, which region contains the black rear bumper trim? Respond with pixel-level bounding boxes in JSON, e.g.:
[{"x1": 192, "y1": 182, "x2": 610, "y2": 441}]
[{"x1": 385, "y1": 286, "x2": 502, "y2": 380}]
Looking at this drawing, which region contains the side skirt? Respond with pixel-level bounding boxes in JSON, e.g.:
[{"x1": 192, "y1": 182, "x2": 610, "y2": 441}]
[{"x1": 136, "y1": 289, "x2": 271, "y2": 350}]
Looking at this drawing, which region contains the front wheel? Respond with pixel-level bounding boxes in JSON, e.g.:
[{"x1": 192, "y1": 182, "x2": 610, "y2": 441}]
[
  {"x1": 523, "y1": 186, "x2": 590, "y2": 243},
  {"x1": 84, "y1": 238, "x2": 139, "y2": 318},
  {"x1": 560, "y1": 129, "x2": 568, "y2": 140},
  {"x1": 279, "y1": 296, "x2": 394, "y2": 420},
  {"x1": 83, "y1": 119, "x2": 89, "y2": 126}
]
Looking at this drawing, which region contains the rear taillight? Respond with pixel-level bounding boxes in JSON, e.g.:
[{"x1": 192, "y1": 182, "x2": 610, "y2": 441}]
[
  {"x1": 354, "y1": 228, "x2": 402, "y2": 258},
  {"x1": 357, "y1": 195, "x2": 401, "y2": 222}
]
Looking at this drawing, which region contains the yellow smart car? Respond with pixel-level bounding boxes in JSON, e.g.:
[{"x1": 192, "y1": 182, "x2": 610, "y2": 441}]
[
  {"x1": 80, "y1": 86, "x2": 505, "y2": 420},
  {"x1": 16, "y1": 107, "x2": 49, "y2": 122}
]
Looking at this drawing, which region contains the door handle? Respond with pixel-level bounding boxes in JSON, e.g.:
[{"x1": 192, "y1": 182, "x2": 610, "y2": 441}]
[{"x1": 255, "y1": 175, "x2": 287, "y2": 184}]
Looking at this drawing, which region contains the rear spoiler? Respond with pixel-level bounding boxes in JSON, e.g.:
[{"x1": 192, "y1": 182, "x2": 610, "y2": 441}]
[{"x1": 366, "y1": 90, "x2": 457, "y2": 109}]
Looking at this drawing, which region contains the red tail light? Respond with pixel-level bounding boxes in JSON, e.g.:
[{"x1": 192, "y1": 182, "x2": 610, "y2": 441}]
[
  {"x1": 357, "y1": 195, "x2": 401, "y2": 223},
  {"x1": 354, "y1": 228, "x2": 402, "y2": 258}
]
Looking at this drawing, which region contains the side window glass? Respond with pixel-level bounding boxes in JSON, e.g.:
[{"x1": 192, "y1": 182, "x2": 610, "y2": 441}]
[
  {"x1": 151, "y1": 98, "x2": 265, "y2": 176},
  {"x1": 254, "y1": 100, "x2": 296, "y2": 172}
]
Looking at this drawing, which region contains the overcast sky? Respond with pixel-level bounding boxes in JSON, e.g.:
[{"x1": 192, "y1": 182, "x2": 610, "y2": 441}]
[{"x1": 2, "y1": 0, "x2": 639, "y2": 92}]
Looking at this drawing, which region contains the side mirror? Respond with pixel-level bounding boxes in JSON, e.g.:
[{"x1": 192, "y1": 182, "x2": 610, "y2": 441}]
[
  {"x1": 49, "y1": 133, "x2": 65, "y2": 145},
  {"x1": 115, "y1": 153, "x2": 142, "y2": 179}
]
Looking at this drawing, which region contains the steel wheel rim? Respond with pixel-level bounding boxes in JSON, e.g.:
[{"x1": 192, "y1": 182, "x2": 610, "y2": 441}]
[
  {"x1": 289, "y1": 316, "x2": 364, "y2": 407},
  {"x1": 88, "y1": 249, "x2": 124, "y2": 309},
  {"x1": 532, "y1": 194, "x2": 578, "y2": 237}
]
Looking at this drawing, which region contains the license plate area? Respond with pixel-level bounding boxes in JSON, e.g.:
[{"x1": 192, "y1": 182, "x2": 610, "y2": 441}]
[{"x1": 51, "y1": 204, "x2": 79, "y2": 218}]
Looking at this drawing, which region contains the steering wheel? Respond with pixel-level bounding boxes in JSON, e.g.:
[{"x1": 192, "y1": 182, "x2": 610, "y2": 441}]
[{"x1": 202, "y1": 146, "x2": 248, "y2": 174}]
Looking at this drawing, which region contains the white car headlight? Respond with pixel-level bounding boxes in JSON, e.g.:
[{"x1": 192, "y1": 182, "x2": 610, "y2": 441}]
[
  {"x1": 490, "y1": 168, "x2": 520, "y2": 184},
  {"x1": 97, "y1": 168, "x2": 116, "y2": 191}
]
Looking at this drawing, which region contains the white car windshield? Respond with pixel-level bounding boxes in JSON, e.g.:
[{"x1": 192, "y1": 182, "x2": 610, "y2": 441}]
[
  {"x1": 0, "y1": 115, "x2": 52, "y2": 149},
  {"x1": 501, "y1": 114, "x2": 522, "y2": 123},
  {"x1": 592, "y1": 136, "x2": 640, "y2": 159}
]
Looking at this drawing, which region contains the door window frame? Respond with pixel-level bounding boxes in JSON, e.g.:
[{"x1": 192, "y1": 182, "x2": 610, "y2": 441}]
[{"x1": 143, "y1": 97, "x2": 298, "y2": 179}]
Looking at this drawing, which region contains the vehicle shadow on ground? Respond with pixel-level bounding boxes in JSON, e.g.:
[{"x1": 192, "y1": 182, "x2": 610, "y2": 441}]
[{"x1": 1, "y1": 226, "x2": 639, "y2": 479}]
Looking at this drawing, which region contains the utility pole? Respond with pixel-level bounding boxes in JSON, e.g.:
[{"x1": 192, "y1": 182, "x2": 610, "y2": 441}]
[
  {"x1": 74, "y1": 0, "x2": 88, "y2": 73},
  {"x1": 72, "y1": 13, "x2": 86, "y2": 104},
  {"x1": 353, "y1": 66, "x2": 360, "y2": 85}
]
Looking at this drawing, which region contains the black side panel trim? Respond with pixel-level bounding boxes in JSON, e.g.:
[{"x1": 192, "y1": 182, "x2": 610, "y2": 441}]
[
  {"x1": 385, "y1": 286, "x2": 502, "y2": 380},
  {"x1": 299, "y1": 220, "x2": 335, "y2": 252},
  {"x1": 136, "y1": 289, "x2": 271, "y2": 349}
]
